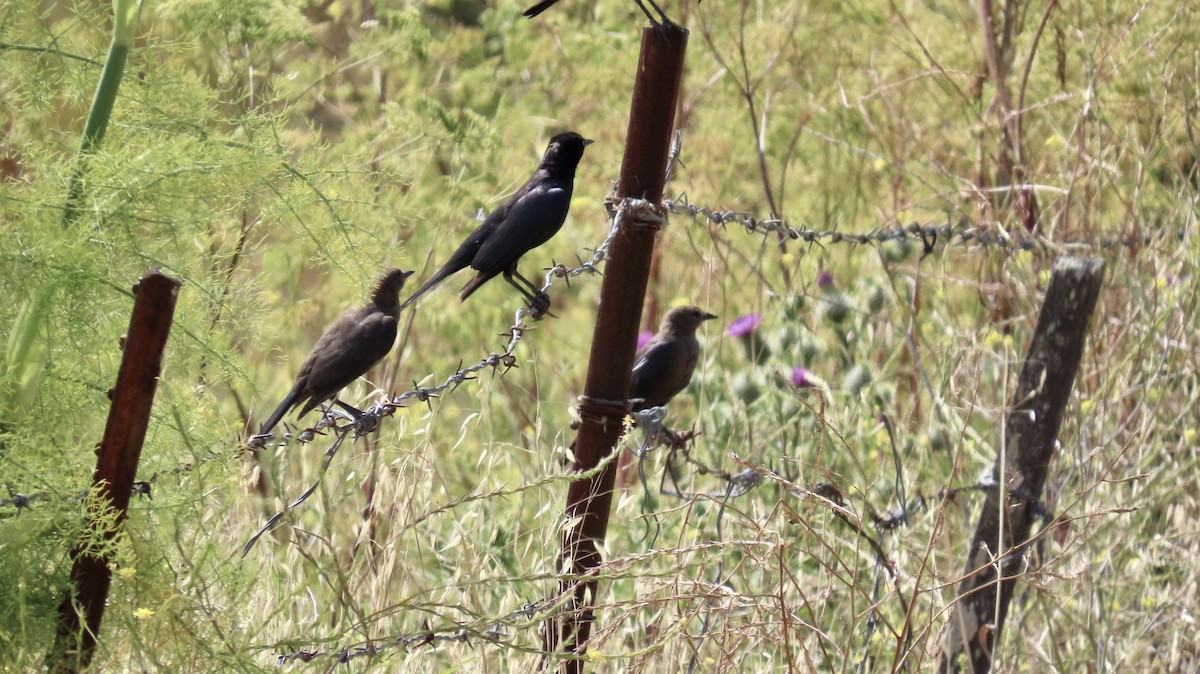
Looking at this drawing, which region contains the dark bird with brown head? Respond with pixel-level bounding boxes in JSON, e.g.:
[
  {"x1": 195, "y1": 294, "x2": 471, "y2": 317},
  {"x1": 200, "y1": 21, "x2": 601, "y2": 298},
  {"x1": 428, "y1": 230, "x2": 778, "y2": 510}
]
[
  {"x1": 401, "y1": 131, "x2": 592, "y2": 315},
  {"x1": 567, "y1": 305, "x2": 715, "y2": 482},
  {"x1": 629, "y1": 305, "x2": 717, "y2": 411},
  {"x1": 260, "y1": 268, "x2": 413, "y2": 435}
]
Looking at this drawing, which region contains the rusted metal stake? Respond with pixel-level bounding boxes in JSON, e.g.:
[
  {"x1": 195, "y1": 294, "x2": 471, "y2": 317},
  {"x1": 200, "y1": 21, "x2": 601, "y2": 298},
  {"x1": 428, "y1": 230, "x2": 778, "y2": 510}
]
[
  {"x1": 542, "y1": 25, "x2": 688, "y2": 672},
  {"x1": 50, "y1": 270, "x2": 181, "y2": 672},
  {"x1": 940, "y1": 257, "x2": 1104, "y2": 673}
]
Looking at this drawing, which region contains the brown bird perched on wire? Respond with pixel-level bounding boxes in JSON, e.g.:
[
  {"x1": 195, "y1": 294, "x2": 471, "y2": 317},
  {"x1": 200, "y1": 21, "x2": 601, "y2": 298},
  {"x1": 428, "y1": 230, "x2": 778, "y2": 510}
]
[
  {"x1": 569, "y1": 305, "x2": 715, "y2": 483},
  {"x1": 629, "y1": 305, "x2": 717, "y2": 411},
  {"x1": 259, "y1": 268, "x2": 413, "y2": 435},
  {"x1": 612, "y1": 304, "x2": 715, "y2": 486},
  {"x1": 401, "y1": 131, "x2": 592, "y2": 316}
]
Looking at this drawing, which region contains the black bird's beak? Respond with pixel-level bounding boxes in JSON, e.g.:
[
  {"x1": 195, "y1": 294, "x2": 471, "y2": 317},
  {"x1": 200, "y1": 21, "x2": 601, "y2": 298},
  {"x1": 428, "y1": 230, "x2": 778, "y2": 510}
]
[
  {"x1": 583, "y1": 138, "x2": 595, "y2": 146},
  {"x1": 702, "y1": 312, "x2": 718, "y2": 321}
]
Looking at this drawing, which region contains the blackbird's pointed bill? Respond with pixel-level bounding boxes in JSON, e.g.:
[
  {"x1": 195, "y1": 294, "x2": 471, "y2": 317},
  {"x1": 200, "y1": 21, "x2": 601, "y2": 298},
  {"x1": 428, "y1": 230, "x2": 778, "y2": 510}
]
[
  {"x1": 260, "y1": 268, "x2": 413, "y2": 435},
  {"x1": 629, "y1": 305, "x2": 717, "y2": 411},
  {"x1": 402, "y1": 132, "x2": 592, "y2": 313}
]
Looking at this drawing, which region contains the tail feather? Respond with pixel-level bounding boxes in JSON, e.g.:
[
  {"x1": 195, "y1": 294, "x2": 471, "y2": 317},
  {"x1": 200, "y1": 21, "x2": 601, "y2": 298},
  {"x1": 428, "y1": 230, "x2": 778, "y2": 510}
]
[
  {"x1": 400, "y1": 263, "x2": 464, "y2": 310},
  {"x1": 457, "y1": 271, "x2": 492, "y2": 302},
  {"x1": 260, "y1": 386, "x2": 301, "y2": 436},
  {"x1": 522, "y1": 0, "x2": 557, "y2": 17}
]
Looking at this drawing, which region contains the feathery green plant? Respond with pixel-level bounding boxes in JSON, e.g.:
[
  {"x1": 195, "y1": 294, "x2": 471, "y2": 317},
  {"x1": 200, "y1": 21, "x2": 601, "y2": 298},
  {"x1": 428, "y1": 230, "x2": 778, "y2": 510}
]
[{"x1": 60, "y1": 0, "x2": 143, "y2": 229}]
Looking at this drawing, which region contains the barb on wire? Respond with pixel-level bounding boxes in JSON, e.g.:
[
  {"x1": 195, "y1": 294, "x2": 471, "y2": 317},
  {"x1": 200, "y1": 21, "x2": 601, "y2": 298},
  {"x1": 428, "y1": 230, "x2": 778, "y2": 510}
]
[
  {"x1": 627, "y1": 406, "x2": 669, "y2": 547},
  {"x1": 630, "y1": 406, "x2": 670, "y2": 459},
  {"x1": 1, "y1": 485, "x2": 43, "y2": 513},
  {"x1": 609, "y1": 404, "x2": 764, "y2": 507},
  {"x1": 664, "y1": 130, "x2": 684, "y2": 183}
]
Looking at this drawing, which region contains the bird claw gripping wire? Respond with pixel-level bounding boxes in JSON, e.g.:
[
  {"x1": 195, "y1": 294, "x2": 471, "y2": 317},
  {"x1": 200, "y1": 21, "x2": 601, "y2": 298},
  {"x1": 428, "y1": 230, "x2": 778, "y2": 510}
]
[
  {"x1": 527, "y1": 291, "x2": 554, "y2": 320},
  {"x1": 630, "y1": 406, "x2": 669, "y2": 457}
]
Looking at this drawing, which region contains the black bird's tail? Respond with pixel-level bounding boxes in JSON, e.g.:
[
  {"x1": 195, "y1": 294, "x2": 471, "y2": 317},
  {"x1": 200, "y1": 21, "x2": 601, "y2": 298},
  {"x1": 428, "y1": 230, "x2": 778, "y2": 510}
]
[
  {"x1": 260, "y1": 385, "x2": 301, "y2": 436},
  {"x1": 522, "y1": 0, "x2": 557, "y2": 17},
  {"x1": 400, "y1": 261, "x2": 467, "y2": 310}
]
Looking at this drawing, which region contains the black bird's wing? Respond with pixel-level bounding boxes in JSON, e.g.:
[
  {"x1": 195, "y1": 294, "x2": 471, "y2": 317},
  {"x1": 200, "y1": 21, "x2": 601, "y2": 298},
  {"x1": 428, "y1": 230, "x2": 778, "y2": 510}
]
[{"x1": 470, "y1": 182, "x2": 571, "y2": 277}]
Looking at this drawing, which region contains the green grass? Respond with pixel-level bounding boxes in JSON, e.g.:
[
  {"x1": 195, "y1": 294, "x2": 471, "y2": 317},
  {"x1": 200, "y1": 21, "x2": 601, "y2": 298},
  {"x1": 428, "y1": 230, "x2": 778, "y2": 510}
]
[{"x1": 1, "y1": 0, "x2": 1197, "y2": 671}]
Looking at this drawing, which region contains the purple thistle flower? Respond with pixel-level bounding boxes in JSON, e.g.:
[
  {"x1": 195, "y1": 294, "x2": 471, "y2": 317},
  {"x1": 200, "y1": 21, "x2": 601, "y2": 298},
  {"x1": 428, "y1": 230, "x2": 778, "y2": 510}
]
[
  {"x1": 726, "y1": 313, "x2": 762, "y2": 338},
  {"x1": 790, "y1": 367, "x2": 816, "y2": 388},
  {"x1": 817, "y1": 270, "x2": 834, "y2": 288},
  {"x1": 636, "y1": 330, "x2": 653, "y2": 351}
]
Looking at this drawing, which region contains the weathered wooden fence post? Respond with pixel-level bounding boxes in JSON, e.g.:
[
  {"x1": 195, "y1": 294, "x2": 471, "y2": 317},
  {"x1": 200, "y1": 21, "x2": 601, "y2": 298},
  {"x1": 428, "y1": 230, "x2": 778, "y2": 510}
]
[
  {"x1": 542, "y1": 24, "x2": 688, "y2": 673},
  {"x1": 50, "y1": 269, "x2": 180, "y2": 672},
  {"x1": 940, "y1": 256, "x2": 1104, "y2": 673}
]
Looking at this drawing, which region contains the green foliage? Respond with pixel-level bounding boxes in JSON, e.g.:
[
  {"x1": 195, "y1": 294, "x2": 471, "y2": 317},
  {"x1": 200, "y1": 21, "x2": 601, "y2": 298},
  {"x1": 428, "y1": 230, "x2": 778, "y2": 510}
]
[
  {"x1": 0, "y1": 288, "x2": 52, "y2": 430},
  {"x1": 1, "y1": 0, "x2": 1198, "y2": 671}
]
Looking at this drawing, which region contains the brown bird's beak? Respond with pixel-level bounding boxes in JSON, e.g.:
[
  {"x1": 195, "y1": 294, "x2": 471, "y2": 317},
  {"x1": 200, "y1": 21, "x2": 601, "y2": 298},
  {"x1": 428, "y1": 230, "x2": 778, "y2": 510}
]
[{"x1": 702, "y1": 311, "x2": 718, "y2": 321}]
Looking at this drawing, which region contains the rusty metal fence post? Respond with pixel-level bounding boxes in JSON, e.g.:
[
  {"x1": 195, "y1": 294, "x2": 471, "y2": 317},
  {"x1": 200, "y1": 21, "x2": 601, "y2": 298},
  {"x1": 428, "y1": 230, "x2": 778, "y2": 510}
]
[
  {"x1": 50, "y1": 270, "x2": 180, "y2": 672},
  {"x1": 541, "y1": 25, "x2": 689, "y2": 672}
]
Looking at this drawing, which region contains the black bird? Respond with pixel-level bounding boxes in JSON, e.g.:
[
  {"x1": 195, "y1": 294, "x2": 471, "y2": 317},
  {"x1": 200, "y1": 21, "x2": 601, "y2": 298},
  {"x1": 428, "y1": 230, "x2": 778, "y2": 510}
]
[
  {"x1": 260, "y1": 268, "x2": 413, "y2": 435},
  {"x1": 401, "y1": 131, "x2": 592, "y2": 314},
  {"x1": 629, "y1": 305, "x2": 717, "y2": 411},
  {"x1": 523, "y1": 0, "x2": 674, "y2": 27}
]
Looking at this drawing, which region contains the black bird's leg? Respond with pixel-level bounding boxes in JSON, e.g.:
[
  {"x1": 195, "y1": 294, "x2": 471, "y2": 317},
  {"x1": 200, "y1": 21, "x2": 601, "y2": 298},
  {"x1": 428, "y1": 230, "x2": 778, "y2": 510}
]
[
  {"x1": 634, "y1": 0, "x2": 675, "y2": 28},
  {"x1": 505, "y1": 268, "x2": 547, "y2": 303},
  {"x1": 502, "y1": 270, "x2": 540, "y2": 304},
  {"x1": 504, "y1": 268, "x2": 553, "y2": 316}
]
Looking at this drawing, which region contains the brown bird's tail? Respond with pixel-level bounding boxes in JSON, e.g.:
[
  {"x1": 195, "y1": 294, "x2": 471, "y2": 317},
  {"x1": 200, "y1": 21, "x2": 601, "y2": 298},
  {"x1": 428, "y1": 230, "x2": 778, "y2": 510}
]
[{"x1": 259, "y1": 385, "x2": 301, "y2": 436}]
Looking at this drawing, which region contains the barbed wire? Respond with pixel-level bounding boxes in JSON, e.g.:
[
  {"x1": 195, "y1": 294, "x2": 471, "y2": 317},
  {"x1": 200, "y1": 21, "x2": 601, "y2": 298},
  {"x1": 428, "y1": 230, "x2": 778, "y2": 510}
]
[
  {"x1": 273, "y1": 599, "x2": 547, "y2": 665},
  {"x1": 6, "y1": 150, "x2": 1153, "y2": 666},
  {"x1": 1, "y1": 461, "x2": 199, "y2": 516},
  {"x1": 663, "y1": 192, "x2": 1185, "y2": 253},
  {"x1": 69, "y1": 149, "x2": 1187, "y2": 670}
]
